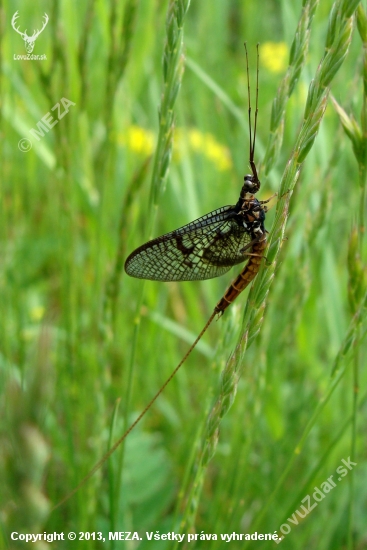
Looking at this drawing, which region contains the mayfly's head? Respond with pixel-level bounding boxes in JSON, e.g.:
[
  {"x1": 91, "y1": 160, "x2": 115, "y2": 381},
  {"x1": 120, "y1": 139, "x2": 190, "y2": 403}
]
[{"x1": 240, "y1": 174, "x2": 260, "y2": 198}]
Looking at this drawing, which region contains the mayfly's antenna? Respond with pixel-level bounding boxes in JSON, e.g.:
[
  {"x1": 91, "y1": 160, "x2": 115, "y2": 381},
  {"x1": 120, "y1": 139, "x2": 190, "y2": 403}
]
[
  {"x1": 244, "y1": 42, "x2": 260, "y2": 187},
  {"x1": 253, "y1": 43, "x2": 259, "y2": 164}
]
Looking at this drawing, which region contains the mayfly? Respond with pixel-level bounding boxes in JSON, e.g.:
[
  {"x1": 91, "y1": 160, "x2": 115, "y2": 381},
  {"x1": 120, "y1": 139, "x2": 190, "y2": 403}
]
[
  {"x1": 125, "y1": 45, "x2": 267, "y2": 328},
  {"x1": 123, "y1": 43, "x2": 268, "y2": 452},
  {"x1": 54, "y1": 44, "x2": 268, "y2": 509}
]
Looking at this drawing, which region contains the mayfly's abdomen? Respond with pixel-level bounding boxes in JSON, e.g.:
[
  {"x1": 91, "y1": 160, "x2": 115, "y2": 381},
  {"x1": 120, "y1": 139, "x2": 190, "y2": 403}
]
[{"x1": 214, "y1": 237, "x2": 267, "y2": 315}]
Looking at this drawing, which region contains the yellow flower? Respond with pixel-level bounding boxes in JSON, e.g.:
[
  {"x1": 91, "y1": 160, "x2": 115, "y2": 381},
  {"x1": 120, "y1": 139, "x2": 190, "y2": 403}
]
[
  {"x1": 260, "y1": 42, "x2": 288, "y2": 74},
  {"x1": 119, "y1": 125, "x2": 155, "y2": 155},
  {"x1": 30, "y1": 305, "x2": 45, "y2": 322},
  {"x1": 188, "y1": 128, "x2": 204, "y2": 150},
  {"x1": 201, "y1": 133, "x2": 232, "y2": 171},
  {"x1": 185, "y1": 129, "x2": 232, "y2": 171},
  {"x1": 120, "y1": 125, "x2": 232, "y2": 171}
]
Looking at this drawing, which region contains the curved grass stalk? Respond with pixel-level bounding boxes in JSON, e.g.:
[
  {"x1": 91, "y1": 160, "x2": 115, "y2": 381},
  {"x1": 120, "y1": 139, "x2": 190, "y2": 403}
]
[{"x1": 148, "y1": 0, "x2": 191, "y2": 216}]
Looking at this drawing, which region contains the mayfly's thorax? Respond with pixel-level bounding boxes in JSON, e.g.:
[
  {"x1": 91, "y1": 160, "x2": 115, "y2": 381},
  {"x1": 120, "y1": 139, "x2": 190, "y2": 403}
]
[{"x1": 235, "y1": 195, "x2": 266, "y2": 239}]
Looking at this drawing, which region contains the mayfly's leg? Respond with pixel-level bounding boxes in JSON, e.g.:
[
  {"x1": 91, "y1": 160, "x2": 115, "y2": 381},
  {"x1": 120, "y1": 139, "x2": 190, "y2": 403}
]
[
  {"x1": 278, "y1": 188, "x2": 292, "y2": 201},
  {"x1": 239, "y1": 233, "x2": 266, "y2": 256},
  {"x1": 260, "y1": 193, "x2": 277, "y2": 208},
  {"x1": 261, "y1": 189, "x2": 292, "y2": 207}
]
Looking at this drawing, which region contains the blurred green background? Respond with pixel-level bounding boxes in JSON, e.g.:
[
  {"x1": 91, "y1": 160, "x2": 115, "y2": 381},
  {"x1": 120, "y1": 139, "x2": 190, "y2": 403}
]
[{"x1": 1, "y1": 0, "x2": 367, "y2": 548}]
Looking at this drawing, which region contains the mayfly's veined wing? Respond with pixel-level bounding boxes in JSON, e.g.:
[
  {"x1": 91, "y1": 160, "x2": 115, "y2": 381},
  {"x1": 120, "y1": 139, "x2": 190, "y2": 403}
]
[{"x1": 124, "y1": 205, "x2": 253, "y2": 281}]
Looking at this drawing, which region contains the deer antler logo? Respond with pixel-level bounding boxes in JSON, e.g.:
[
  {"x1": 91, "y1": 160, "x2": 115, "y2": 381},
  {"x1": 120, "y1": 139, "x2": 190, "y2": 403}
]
[{"x1": 11, "y1": 11, "x2": 49, "y2": 54}]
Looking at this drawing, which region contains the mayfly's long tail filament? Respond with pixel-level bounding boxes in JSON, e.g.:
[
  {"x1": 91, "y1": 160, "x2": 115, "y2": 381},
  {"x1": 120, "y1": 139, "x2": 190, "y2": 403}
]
[{"x1": 53, "y1": 310, "x2": 216, "y2": 510}]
